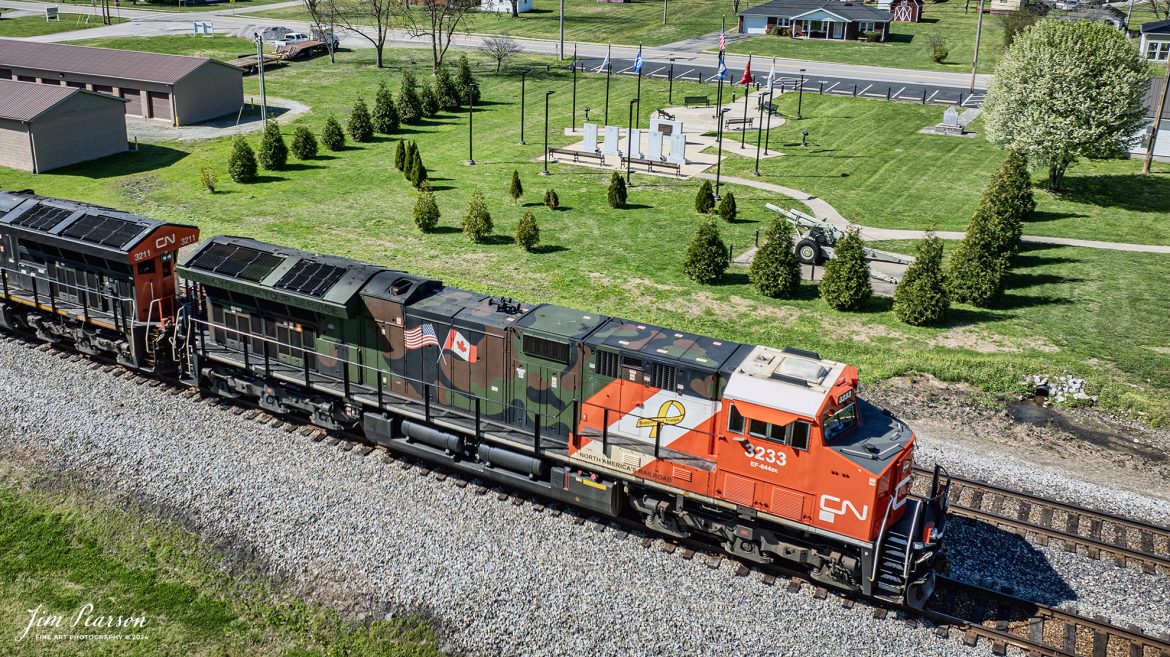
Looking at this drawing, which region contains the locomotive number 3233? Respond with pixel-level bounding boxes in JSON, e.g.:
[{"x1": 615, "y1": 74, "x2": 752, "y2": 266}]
[{"x1": 744, "y1": 444, "x2": 787, "y2": 466}]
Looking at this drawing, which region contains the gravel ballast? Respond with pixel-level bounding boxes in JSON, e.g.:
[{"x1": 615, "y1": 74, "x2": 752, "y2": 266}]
[{"x1": 1, "y1": 337, "x2": 1166, "y2": 655}]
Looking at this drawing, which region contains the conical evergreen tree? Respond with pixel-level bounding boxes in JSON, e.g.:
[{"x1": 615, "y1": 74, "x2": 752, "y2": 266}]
[
  {"x1": 348, "y1": 98, "x2": 374, "y2": 143},
  {"x1": 819, "y1": 228, "x2": 872, "y2": 310},
  {"x1": 683, "y1": 216, "x2": 730, "y2": 284},
  {"x1": 397, "y1": 69, "x2": 423, "y2": 124},
  {"x1": 695, "y1": 180, "x2": 715, "y2": 214},
  {"x1": 456, "y1": 54, "x2": 479, "y2": 105},
  {"x1": 717, "y1": 190, "x2": 737, "y2": 222},
  {"x1": 413, "y1": 183, "x2": 440, "y2": 232},
  {"x1": 509, "y1": 170, "x2": 523, "y2": 203},
  {"x1": 435, "y1": 63, "x2": 460, "y2": 111},
  {"x1": 257, "y1": 120, "x2": 288, "y2": 171},
  {"x1": 410, "y1": 149, "x2": 427, "y2": 187},
  {"x1": 372, "y1": 81, "x2": 400, "y2": 134},
  {"x1": 403, "y1": 141, "x2": 418, "y2": 181},
  {"x1": 394, "y1": 140, "x2": 406, "y2": 171},
  {"x1": 321, "y1": 115, "x2": 345, "y2": 151},
  {"x1": 227, "y1": 135, "x2": 257, "y2": 183},
  {"x1": 749, "y1": 217, "x2": 802, "y2": 298},
  {"x1": 946, "y1": 202, "x2": 1010, "y2": 307},
  {"x1": 290, "y1": 125, "x2": 318, "y2": 160},
  {"x1": 607, "y1": 172, "x2": 627, "y2": 209},
  {"x1": 515, "y1": 210, "x2": 540, "y2": 252},
  {"x1": 894, "y1": 234, "x2": 949, "y2": 326},
  {"x1": 462, "y1": 189, "x2": 493, "y2": 242},
  {"x1": 420, "y1": 81, "x2": 440, "y2": 117}
]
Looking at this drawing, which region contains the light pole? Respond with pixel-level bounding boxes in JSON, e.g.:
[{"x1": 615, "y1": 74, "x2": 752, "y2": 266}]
[
  {"x1": 254, "y1": 33, "x2": 267, "y2": 124},
  {"x1": 740, "y1": 78, "x2": 750, "y2": 148},
  {"x1": 753, "y1": 93, "x2": 767, "y2": 176},
  {"x1": 970, "y1": 0, "x2": 985, "y2": 94},
  {"x1": 467, "y1": 82, "x2": 477, "y2": 165},
  {"x1": 571, "y1": 60, "x2": 578, "y2": 132},
  {"x1": 604, "y1": 60, "x2": 612, "y2": 125},
  {"x1": 543, "y1": 90, "x2": 555, "y2": 175},
  {"x1": 714, "y1": 108, "x2": 729, "y2": 200},
  {"x1": 626, "y1": 98, "x2": 638, "y2": 184},
  {"x1": 663, "y1": 0, "x2": 668, "y2": 25},
  {"x1": 668, "y1": 57, "x2": 675, "y2": 104},
  {"x1": 519, "y1": 70, "x2": 526, "y2": 145},
  {"x1": 796, "y1": 68, "x2": 805, "y2": 120},
  {"x1": 559, "y1": 0, "x2": 565, "y2": 59}
]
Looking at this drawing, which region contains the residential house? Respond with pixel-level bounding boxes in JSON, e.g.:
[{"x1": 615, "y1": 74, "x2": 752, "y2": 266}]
[
  {"x1": 480, "y1": 0, "x2": 533, "y2": 13},
  {"x1": 1140, "y1": 19, "x2": 1170, "y2": 62},
  {"x1": 738, "y1": 0, "x2": 892, "y2": 41}
]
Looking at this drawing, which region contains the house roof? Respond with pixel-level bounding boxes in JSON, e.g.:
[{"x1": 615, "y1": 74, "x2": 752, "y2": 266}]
[
  {"x1": 738, "y1": 0, "x2": 890, "y2": 21},
  {"x1": 0, "y1": 38, "x2": 240, "y2": 86},
  {"x1": 1141, "y1": 18, "x2": 1170, "y2": 33},
  {"x1": 0, "y1": 78, "x2": 125, "y2": 122},
  {"x1": 1054, "y1": 6, "x2": 1125, "y2": 23}
]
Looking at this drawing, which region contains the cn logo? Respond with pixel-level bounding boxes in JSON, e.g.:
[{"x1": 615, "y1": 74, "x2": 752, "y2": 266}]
[
  {"x1": 818, "y1": 495, "x2": 869, "y2": 524},
  {"x1": 154, "y1": 234, "x2": 176, "y2": 250}
]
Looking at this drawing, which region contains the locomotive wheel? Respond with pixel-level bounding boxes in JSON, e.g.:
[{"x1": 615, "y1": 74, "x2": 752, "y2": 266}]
[{"x1": 796, "y1": 238, "x2": 822, "y2": 265}]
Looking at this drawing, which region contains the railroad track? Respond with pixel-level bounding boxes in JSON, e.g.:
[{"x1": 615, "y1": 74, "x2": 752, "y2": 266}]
[
  {"x1": 9, "y1": 336, "x2": 1170, "y2": 657},
  {"x1": 912, "y1": 467, "x2": 1170, "y2": 574}
]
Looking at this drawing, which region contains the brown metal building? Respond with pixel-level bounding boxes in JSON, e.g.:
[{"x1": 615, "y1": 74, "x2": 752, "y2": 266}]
[
  {"x1": 0, "y1": 79, "x2": 128, "y2": 173},
  {"x1": 0, "y1": 39, "x2": 243, "y2": 126}
]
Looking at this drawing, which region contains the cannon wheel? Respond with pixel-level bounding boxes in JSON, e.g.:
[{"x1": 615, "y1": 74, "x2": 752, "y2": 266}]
[{"x1": 796, "y1": 238, "x2": 823, "y2": 265}]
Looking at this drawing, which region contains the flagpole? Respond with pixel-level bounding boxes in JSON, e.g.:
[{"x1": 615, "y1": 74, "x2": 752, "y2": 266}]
[
  {"x1": 764, "y1": 57, "x2": 775, "y2": 156},
  {"x1": 604, "y1": 43, "x2": 611, "y2": 126},
  {"x1": 572, "y1": 44, "x2": 578, "y2": 133},
  {"x1": 635, "y1": 44, "x2": 643, "y2": 130},
  {"x1": 741, "y1": 54, "x2": 751, "y2": 148},
  {"x1": 714, "y1": 16, "x2": 726, "y2": 202}
]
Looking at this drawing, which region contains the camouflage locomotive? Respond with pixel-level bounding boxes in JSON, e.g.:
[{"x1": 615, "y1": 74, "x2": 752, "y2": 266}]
[{"x1": 0, "y1": 191, "x2": 951, "y2": 608}]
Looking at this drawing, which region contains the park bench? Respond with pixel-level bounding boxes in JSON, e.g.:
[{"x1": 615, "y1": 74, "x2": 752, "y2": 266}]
[
  {"x1": 684, "y1": 95, "x2": 711, "y2": 108},
  {"x1": 757, "y1": 99, "x2": 779, "y2": 115},
  {"x1": 547, "y1": 147, "x2": 605, "y2": 164},
  {"x1": 656, "y1": 108, "x2": 676, "y2": 120},
  {"x1": 621, "y1": 156, "x2": 683, "y2": 176},
  {"x1": 725, "y1": 117, "x2": 754, "y2": 131}
]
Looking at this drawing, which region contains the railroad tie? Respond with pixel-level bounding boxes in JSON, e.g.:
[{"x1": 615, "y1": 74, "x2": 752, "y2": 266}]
[
  {"x1": 1016, "y1": 502, "x2": 1031, "y2": 523},
  {"x1": 1139, "y1": 530, "x2": 1155, "y2": 554},
  {"x1": 1114, "y1": 526, "x2": 1129, "y2": 548},
  {"x1": 1091, "y1": 630, "x2": 1107, "y2": 657},
  {"x1": 970, "y1": 489, "x2": 985, "y2": 511},
  {"x1": 1063, "y1": 623, "x2": 1077, "y2": 654},
  {"x1": 1029, "y1": 617, "x2": 1043, "y2": 644},
  {"x1": 1089, "y1": 518, "x2": 1103, "y2": 541},
  {"x1": 992, "y1": 639, "x2": 1007, "y2": 656}
]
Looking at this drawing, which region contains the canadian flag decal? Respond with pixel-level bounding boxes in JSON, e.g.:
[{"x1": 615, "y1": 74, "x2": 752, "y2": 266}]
[{"x1": 443, "y1": 328, "x2": 478, "y2": 363}]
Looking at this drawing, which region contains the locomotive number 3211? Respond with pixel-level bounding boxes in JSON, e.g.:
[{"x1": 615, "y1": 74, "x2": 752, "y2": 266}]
[{"x1": 744, "y1": 444, "x2": 787, "y2": 466}]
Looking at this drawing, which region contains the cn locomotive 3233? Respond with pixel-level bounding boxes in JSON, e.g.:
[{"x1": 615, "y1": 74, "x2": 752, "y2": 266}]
[{"x1": 0, "y1": 191, "x2": 951, "y2": 608}]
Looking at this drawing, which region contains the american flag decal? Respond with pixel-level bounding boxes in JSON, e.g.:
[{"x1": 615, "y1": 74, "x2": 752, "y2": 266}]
[{"x1": 404, "y1": 323, "x2": 440, "y2": 349}]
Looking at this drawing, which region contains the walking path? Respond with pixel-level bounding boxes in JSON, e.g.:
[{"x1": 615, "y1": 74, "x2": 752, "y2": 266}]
[{"x1": 703, "y1": 174, "x2": 1170, "y2": 255}]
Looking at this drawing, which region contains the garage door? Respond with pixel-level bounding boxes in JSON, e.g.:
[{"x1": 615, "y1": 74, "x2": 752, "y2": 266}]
[
  {"x1": 120, "y1": 88, "x2": 143, "y2": 116},
  {"x1": 148, "y1": 91, "x2": 171, "y2": 121}
]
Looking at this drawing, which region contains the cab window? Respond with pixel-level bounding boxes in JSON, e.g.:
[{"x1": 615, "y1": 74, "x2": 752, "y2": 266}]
[
  {"x1": 790, "y1": 421, "x2": 811, "y2": 450},
  {"x1": 728, "y1": 405, "x2": 745, "y2": 433},
  {"x1": 824, "y1": 403, "x2": 858, "y2": 442}
]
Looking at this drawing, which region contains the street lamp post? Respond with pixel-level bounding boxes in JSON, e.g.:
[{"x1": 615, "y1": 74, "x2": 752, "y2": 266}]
[
  {"x1": 626, "y1": 99, "x2": 638, "y2": 184},
  {"x1": 715, "y1": 108, "x2": 729, "y2": 200},
  {"x1": 543, "y1": 90, "x2": 556, "y2": 175},
  {"x1": 753, "y1": 92, "x2": 767, "y2": 176},
  {"x1": 254, "y1": 34, "x2": 267, "y2": 125},
  {"x1": 797, "y1": 68, "x2": 805, "y2": 120},
  {"x1": 571, "y1": 61, "x2": 578, "y2": 132},
  {"x1": 970, "y1": 0, "x2": 985, "y2": 94},
  {"x1": 519, "y1": 70, "x2": 526, "y2": 145},
  {"x1": 467, "y1": 82, "x2": 477, "y2": 165},
  {"x1": 604, "y1": 61, "x2": 611, "y2": 125},
  {"x1": 668, "y1": 58, "x2": 675, "y2": 104}
]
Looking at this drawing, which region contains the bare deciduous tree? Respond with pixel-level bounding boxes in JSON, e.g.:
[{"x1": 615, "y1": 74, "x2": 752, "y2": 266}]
[
  {"x1": 405, "y1": 0, "x2": 479, "y2": 72},
  {"x1": 480, "y1": 35, "x2": 522, "y2": 72},
  {"x1": 509, "y1": 0, "x2": 519, "y2": 17},
  {"x1": 302, "y1": 0, "x2": 340, "y2": 62},
  {"x1": 1146, "y1": 0, "x2": 1170, "y2": 19},
  {"x1": 329, "y1": 0, "x2": 408, "y2": 68}
]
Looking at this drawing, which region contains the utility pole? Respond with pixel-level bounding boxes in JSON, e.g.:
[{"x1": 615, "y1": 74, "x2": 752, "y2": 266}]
[
  {"x1": 1144, "y1": 63, "x2": 1170, "y2": 174},
  {"x1": 559, "y1": 0, "x2": 565, "y2": 59},
  {"x1": 255, "y1": 34, "x2": 267, "y2": 125},
  {"x1": 663, "y1": 0, "x2": 668, "y2": 25},
  {"x1": 969, "y1": 0, "x2": 985, "y2": 95}
]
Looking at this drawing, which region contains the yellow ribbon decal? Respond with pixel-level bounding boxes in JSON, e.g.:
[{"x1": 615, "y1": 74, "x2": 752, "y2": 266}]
[{"x1": 636, "y1": 400, "x2": 686, "y2": 440}]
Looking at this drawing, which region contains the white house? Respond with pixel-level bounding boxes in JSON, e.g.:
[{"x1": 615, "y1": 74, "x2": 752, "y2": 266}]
[
  {"x1": 480, "y1": 0, "x2": 533, "y2": 13},
  {"x1": 1139, "y1": 19, "x2": 1170, "y2": 62},
  {"x1": 1128, "y1": 78, "x2": 1170, "y2": 161}
]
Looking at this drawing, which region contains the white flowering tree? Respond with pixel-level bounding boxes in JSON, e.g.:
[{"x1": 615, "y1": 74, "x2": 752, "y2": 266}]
[{"x1": 982, "y1": 20, "x2": 1149, "y2": 192}]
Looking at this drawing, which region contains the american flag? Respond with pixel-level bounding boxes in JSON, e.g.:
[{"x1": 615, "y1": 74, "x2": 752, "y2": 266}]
[
  {"x1": 404, "y1": 323, "x2": 439, "y2": 349},
  {"x1": 719, "y1": 27, "x2": 726, "y2": 52}
]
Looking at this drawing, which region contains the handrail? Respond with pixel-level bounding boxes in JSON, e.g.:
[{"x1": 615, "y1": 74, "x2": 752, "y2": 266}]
[
  {"x1": 902, "y1": 499, "x2": 921, "y2": 579},
  {"x1": 869, "y1": 494, "x2": 896, "y2": 584}
]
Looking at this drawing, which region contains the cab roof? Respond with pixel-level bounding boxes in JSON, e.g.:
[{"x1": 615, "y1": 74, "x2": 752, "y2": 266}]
[{"x1": 587, "y1": 318, "x2": 743, "y2": 372}]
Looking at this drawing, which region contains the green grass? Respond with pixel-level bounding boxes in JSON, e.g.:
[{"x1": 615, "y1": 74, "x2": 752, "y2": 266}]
[
  {"x1": 65, "y1": 34, "x2": 253, "y2": 59},
  {"x1": 0, "y1": 14, "x2": 124, "y2": 37},
  {"x1": 7, "y1": 35, "x2": 1170, "y2": 423},
  {"x1": 0, "y1": 465, "x2": 444, "y2": 657},
  {"x1": 251, "y1": 0, "x2": 724, "y2": 47},
  {"x1": 725, "y1": 0, "x2": 1005, "y2": 73},
  {"x1": 20, "y1": 0, "x2": 293, "y2": 13},
  {"x1": 712, "y1": 92, "x2": 1170, "y2": 245}
]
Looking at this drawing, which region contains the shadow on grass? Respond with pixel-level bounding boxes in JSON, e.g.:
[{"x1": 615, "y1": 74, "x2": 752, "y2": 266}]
[
  {"x1": 480, "y1": 234, "x2": 516, "y2": 246},
  {"x1": 623, "y1": 203, "x2": 654, "y2": 210},
  {"x1": 429, "y1": 226, "x2": 462, "y2": 235},
  {"x1": 283, "y1": 162, "x2": 324, "y2": 172},
  {"x1": 255, "y1": 174, "x2": 288, "y2": 183},
  {"x1": 715, "y1": 271, "x2": 751, "y2": 286},
  {"x1": 531, "y1": 244, "x2": 569, "y2": 254},
  {"x1": 55, "y1": 144, "x2": 187, "y2": 178},
  {"x1": 427, "y1": 185, "x2": 456, "y2": 191},
  {"x1": 1028, "y1": 210, "x2": 1085, "y2": 223},
  {"x1": 1056, "y1": 173, "x2": 1170, "y2": 213}
]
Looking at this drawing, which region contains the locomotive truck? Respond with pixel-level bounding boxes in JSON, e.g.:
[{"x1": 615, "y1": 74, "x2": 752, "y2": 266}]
[{"x1": 0, "y1": 190, "x2": 951, "y2": 608}]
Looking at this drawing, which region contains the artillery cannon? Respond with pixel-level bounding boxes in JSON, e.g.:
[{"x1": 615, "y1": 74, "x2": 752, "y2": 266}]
[{"x1": 765, "y1": 204, "x2": 915, "y2": 285}]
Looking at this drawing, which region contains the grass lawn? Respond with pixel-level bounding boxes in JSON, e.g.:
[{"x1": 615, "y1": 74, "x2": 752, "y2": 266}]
[
  {"x1": 12, "y1": 35, "x2": 1170, "y2": 424},
  {"x1": 69, "y1": 34, "x2": 254, "y2": 59},
  {"x1": 725, "y1": 0, "x2": 1005, "y2": 73},
  {"x1": 0, "y1": 465, "x2": 443, "y2": 657},
  {"x1": 24, "y1": 0, "x2": 293, "y2": 13},
  {"x1": 251, "y1": 0, "x2": 725, "y2": 47},
  {"x1": 0, "y1": 13, "x2": 124, "y2": 37}
]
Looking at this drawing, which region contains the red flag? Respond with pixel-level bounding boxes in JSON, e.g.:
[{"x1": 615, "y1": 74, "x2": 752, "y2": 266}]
[
  {"x1": 443, "y1": 328, "x2": 478, "y2": 363},
  {"x1": 739, "y1": 55, "x2": 753, "y2": 86}
]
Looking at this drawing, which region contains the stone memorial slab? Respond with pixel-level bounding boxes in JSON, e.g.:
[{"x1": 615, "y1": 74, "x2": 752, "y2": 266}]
[
  {"x1": 649, "y1": 118, "x2": 684, "y2": 137},
  {"x1": 628, "y1": 128, "x2": 642, "y2": 159},
  {"x1": 943, "y1": 107, "x2": 959, "y2": 127},
  {"x1": 583, "y1": 123, "x2": 599, "y2": 152},
  {"x1": 667, "y1": 133, "x2": 687, "y2": 165},
  {"x1": 646, "y1": 130, "x2": 664, "y2": 161},
  {"x1": 602, "y1": 125, "x2": 621, "y2": 156}
]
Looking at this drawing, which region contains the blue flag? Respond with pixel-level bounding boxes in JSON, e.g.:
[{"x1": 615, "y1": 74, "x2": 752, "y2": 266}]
[
  {"x1": 715, "y1": 54, "x2": 728, "y2": 81},
  {"x1": 633, "y1": 46, "x2": 644, "y2": 74}
]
